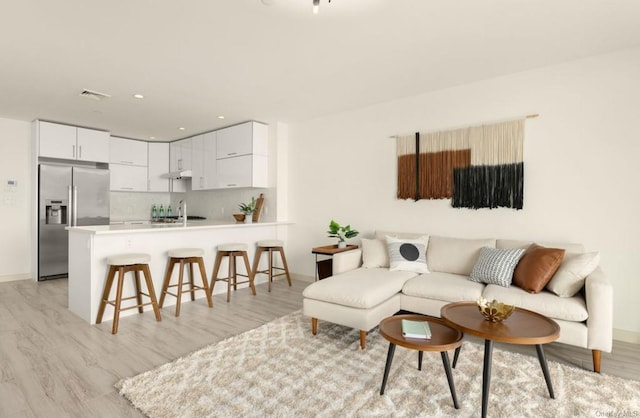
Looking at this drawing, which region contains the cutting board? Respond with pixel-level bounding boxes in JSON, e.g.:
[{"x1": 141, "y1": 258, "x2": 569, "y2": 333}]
[{"x1": 253, "y1": 193, "x2": 264, "y2": 222}]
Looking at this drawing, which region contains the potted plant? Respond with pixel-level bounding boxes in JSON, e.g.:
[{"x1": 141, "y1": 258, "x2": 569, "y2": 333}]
[
  {"x1": 327, "y1": 220, "x2": 359, "y2": 248},
  {"x1": 238, "y1": 197, "x2": 257, "y2": 224}
]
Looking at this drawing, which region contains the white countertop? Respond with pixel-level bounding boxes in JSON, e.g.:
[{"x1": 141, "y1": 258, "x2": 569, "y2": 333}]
[{"x1": 67, "y1": 220, "x2": 290, "y2": 235}]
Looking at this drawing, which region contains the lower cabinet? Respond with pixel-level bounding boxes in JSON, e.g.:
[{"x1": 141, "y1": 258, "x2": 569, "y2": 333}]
[{"x1": 110, "y1": 164, "x2": 148, "y2": 192}]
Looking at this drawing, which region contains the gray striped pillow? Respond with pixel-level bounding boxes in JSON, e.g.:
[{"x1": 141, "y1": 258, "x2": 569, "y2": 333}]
[{"x1": 469, "y1": 247, "x2": 525, "y2": 287}]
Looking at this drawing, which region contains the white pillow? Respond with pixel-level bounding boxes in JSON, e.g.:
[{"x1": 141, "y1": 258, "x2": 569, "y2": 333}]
[
  {"x1": 361, "y1": 238, "x2": 389, "y2": 268},
  {"x1": 386, "y1": 235, "x2": 429, "y2": 274},
  {"x1": 546, "y1": 252, "x2": 600, "y2": 297}
]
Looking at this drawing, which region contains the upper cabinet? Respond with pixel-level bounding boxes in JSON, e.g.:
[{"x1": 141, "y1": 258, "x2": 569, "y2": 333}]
[
  {"x1": 169, "y1": 138, "x2": 192, "y2": 172},
  {"x1": 216, "y1": 121, "x2": 268, "y2": 159},
  {"x1": 109, "y1": 137, "x2": 148, "y2": 166},
  {"x1": 36, "y1": 121, "x2": 109, "y2": 163},
  {"x1": 191, "y1": 132, "x2": 217, "y2": 191},
  {"x1": 148, "y1": 142, "x2": 169, "y2": 192}
]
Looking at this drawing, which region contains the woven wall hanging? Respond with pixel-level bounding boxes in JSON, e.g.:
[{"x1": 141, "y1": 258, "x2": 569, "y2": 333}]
[{"x1": 396, "y1": 118, "x2": 528, "y2": 209}]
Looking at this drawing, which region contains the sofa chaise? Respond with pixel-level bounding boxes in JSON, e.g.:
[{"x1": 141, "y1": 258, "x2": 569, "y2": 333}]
[{"x1": 302, "y1": 231, "x2": 612, "y2": 373}]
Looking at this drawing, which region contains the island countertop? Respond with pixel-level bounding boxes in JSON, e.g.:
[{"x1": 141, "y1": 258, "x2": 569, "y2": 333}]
[
  {"x1": 67, "y1": 220, "x2": 291, "y2": 324},
  {"x1": 68, "y1": 220, "x2": 290, "y2": 235}
]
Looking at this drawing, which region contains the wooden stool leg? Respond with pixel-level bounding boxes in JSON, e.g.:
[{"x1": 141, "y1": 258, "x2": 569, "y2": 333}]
[
  {"x1": 188, "y1": 261, "x2": 196, "y2": 301},
  {"x1": 209, "y1": 252, "x2": 224, "y2": 298},
  {"x1": 96, "y1": 265, "x2": 117, "y2": 324},
  {"x1": 134, "y1": 269, "x2": 144, "y2": 313},
  {"x1": 278, "y1": 247, "x2": 292, "y2": 286},
  {"x1": 268, "y1": 248, "x2": 273, "y2": 292},
  {"x1": 227, "y1": 255, "x2": 234, "y2": 302},
  {"x1": 197, "y1": 257, "x2": 213, "y2": 308},
  {"x1": 112, "y1": 266, "x2": 126, "y2": 334},
  {"x1": 175, "y1": 259, "x2": 185, "y2": 317},
  {"x1": 232, "y1": 255, "x2": 238, "y2": 291},
  {"x1": 159, "y1": 258, "x2": 176, "y2": 308},
  {"x1": 241, "y1": 251, "x2": 256, "y2": 296},
  {"x1": 251, "y1": 247, "x2": 264, "y2": 281},
  {"x1": 142, "y1": 264, "x2": 162, "y2": 322}
]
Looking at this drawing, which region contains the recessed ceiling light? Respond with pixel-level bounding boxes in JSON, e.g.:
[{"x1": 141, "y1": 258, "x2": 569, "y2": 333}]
[
  {"x1": 217, "y1": 115, "x2": 225, "y2": 119},
  {"x1": 178, "y1": 127, "x2": 186, "y2": 131},
  {"x1": 149, "y1": 136, "x2": 156, "y2": 140},
  {"x1": 133, "y1": 94, "x2": 144, "y2": 99}
]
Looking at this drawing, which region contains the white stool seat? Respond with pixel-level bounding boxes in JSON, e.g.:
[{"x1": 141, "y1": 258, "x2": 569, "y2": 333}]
[
  {"x1": 108, "y1": 253, "x2": 151, "y2": 266},
  {"x1": 257, "y1": 240, "x2": 284, "y2": 248},
  {"x1": 168, "y1": 248, "x2": 204, "y2": 258},
  {"x1": 218, "y1": 243, "x2": 248, "y2": 252}
]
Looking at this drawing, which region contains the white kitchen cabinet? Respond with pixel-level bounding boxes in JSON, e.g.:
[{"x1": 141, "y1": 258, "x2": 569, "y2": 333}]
[
  {"x1": 147, "y1": 142, "x2": 169, "y2": 192},
  {"x1": 216, "y1": 121, "x2": 268, "y2": 159},
  {"x1": 216, "y1": 154, "x2": 267, "y2": 188},
  {"x1": 169, "y1": 138, "x2": 192, "y2": 171},
  {"x1": 191, "y1": 132, "x2": 217, "y2": 190},
  {"x1": 110, "y1": 164, "x2": 148, "y2": 192},
  {"x1": 109, "y1": 137, "x2": 148, "y2": 166},
  {"x1": 36, "y1": 120, "x2": 110, "y2": 163}
]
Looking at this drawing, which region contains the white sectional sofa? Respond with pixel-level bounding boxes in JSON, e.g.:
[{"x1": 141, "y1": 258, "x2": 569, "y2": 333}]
[{"x1": 302, "y1": 231, "x2": 613, "y2": 372}]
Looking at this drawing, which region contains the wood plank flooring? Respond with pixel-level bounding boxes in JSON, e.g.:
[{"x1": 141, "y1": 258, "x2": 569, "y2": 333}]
[{"x1": 0, "y1": 277, "x2": 638, "y2": 417}]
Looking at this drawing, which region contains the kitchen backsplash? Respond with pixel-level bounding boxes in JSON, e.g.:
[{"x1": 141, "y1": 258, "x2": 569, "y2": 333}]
[{"x1": 110, "y1": 188, "x2": 276, "y2": 223}]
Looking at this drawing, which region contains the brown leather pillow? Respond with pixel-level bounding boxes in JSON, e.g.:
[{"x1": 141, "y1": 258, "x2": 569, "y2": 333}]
[{"x1": 513, "y1": 244, "x2": 565, "y2": 293}]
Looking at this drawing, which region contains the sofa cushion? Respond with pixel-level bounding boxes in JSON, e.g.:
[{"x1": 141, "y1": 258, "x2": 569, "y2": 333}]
[
  {"x1": 402, "y1": 272, "x2": 485, "y2": 303},
  {"x1": 428, "y1": 236, "x2": 496, "y2": 275},
  {"x1": 386, "y1": 236, "x2": 429, "y2": 274},
  {"x1": 513, "y1": 244, "x2": 565, "y2": 293},
  {"x1": 546, "y1": 251, "x2": 600, "y2": 297},
  {"x1": 469, "y1": 247, "x2": 525, "y2": 287},
  {"x1": 361, "y1": 238, "x2": 389, "y2": 268},
  {"x1": 482, "y1": 284, "x2": 588, "y2": 322},
  {"x1": 302, "y1": 268, "x2": 417, "y2": 309}
]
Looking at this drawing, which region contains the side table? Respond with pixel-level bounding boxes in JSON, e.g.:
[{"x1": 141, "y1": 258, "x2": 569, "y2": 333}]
[{"x1": 311, "y1": 244, "x2": 358, "y2": 280}]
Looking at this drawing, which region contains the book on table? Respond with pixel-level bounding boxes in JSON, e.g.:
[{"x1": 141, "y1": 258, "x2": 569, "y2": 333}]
[{"x1": 401, "y1": 319, "x2": 432, "y2": 339}]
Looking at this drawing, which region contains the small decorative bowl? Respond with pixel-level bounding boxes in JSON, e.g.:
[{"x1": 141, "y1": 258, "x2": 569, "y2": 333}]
[
  {"x1": 476, "y1": 297, "x2": 515, "y2": 322},
  {"x1": 233, "y1": 213, "x2": 246, "y2": 223}
]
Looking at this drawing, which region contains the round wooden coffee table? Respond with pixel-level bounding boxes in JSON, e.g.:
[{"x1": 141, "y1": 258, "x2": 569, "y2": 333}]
[
  {"x1": 379, "y1": 314, "x2": 463, "y2": 409},
  {"x1": 441, "y1": 302, "x2": 560, "y2": 418}
]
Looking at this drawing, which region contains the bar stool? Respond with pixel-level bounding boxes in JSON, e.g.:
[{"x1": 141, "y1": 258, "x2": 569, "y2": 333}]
[
  {"x1": 96, "y1": 253, "x2": 162, "y2": 334},
  {"x1": 159, "y1": 248, "x2": 213, "y2": 316},
  {"x1": 252, "y1": 240, "x2": 292, "y2": 292},
  {"x1": 209, "y1": 243, "x2": 256, "y2": 302}
]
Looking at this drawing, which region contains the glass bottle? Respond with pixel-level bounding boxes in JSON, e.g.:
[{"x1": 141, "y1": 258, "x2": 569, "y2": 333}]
[
  {"x1": 159, "y1": 204, "x2": 165, "y2": 218},
  {"x1": 151, "y1": 204, "x2": 157, "y2": 220},
  {"x1": 167, "y1": 205, "x2": 173, "y2": 217}
]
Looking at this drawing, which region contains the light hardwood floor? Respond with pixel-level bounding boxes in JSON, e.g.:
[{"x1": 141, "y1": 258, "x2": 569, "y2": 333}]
[{"x1": 0, "y1": 278, "x2": 638, "y2": 417}]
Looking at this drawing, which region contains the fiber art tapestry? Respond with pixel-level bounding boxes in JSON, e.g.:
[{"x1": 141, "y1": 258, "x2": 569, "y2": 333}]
[{"x1": 396, "y1": 119, "x2": 525, "y2": 209}]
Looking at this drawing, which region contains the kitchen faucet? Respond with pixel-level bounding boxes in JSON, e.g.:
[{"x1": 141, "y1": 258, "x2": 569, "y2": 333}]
[{"x1": 179, "y1": 200, "x2": 187, "y2": 226}]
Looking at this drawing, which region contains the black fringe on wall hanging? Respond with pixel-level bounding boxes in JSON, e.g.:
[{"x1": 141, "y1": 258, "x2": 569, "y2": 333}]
[{"x1": 452, "y1": 163, "x2": 524, "y2": 209}]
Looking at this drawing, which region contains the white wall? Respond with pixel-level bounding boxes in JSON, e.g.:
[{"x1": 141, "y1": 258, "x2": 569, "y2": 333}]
[
  {"x1": 0, "y1": 117, "x2": 31, "y2": 281},
  {"x1": 287, "y1": 47, "x2": 640, "y2": 335}
]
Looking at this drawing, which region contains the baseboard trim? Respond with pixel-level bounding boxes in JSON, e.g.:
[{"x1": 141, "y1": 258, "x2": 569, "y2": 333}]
[
  {"x1": 613, "y1": 328, "x2": 640, "y2": 344},
  {"x1": 292, "y1": 273, "x2": 314, "y2": 284},
  {"x1": 0, "y1": 273, "x2": 31, "y2": 283}
]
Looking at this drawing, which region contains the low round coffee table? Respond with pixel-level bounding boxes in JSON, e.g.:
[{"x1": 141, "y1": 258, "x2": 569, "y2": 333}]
[
  {"x1": 378, "y1": 314, "x2": 463, "y2": 409},
  {"x1": 441, "y1": 302, "x2": 560, "y2": 418}
]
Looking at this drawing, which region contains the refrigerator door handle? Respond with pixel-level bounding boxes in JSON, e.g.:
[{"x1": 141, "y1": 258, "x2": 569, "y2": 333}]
[
  {"x1": 67, "y1": 185, "x2": 73, "y2": 226},
  {"x1": 72, "y1": 186, "x2": 78, "y2": 227}
]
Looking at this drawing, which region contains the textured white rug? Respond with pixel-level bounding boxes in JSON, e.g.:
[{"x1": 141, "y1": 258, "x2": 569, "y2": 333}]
[{"x1": 117, "y1": 311, "x2": 640, "y2": 417}]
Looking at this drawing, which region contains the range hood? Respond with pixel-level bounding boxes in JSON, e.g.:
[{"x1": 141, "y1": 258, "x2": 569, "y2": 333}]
[{"x1": 163, "y1": 170, "x2": 192, "y2": 179}]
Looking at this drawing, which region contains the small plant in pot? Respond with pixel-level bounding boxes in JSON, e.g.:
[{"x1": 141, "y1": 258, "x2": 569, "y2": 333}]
[
  {"x1": 238, "y1": 197, "x2": 256, "y2": 224},
  {"x1": 327, "y1": 220, "x2": 359, "y2": 248}
]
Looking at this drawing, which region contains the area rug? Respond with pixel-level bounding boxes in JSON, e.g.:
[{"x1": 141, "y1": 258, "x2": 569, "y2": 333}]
[{"x1": 116, "y1": 311, "x2": 640, "y2": 417}]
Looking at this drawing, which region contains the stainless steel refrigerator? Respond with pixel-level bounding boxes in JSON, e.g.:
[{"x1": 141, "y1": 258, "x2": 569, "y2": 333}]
[{"x1": 38, "y1": 164, "x2": 110, "y2": 280}]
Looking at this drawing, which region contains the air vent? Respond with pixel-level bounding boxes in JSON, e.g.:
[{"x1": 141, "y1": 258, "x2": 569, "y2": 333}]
[{"x1": 79, "y1": 89, "x2": 111, "y2": 101}]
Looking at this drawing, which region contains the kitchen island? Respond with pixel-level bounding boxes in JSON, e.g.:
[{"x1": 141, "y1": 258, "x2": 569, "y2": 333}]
[{"x1": 67, "y1": 221, "x2": 290, "y2": 324}]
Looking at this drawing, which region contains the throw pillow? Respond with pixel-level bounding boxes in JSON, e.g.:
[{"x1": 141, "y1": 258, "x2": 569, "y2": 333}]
[
  {"x1": 513, "y1": 244, "x2": 565, "y2": 293},
  {"x1": 386, "y1": 235, "x2": 429, "y2": 274},
  {"x1": 546, "y1": 251, "x2": 600, "y2": 297},
  {"x1": 361, "y1": 238, "x2": 389, "y2": 268},
  {"x1": 469, "y1": 247, "x2": 525, "y2": 287}
]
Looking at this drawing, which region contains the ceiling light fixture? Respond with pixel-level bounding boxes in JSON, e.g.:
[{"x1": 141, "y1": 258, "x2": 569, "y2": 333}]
[
  {"x1": 149, "y1": 136, "x2": 156, "y2": 140},
  {"x1": 133, "y1": 94, "x2": 144, "y2": 99},
  {"x1": 178, "y1": 127, "x2": 186, "y2": 131},
  {"x1": 313, "y1": 0, "x2": 330, "y2": 14},
  {"x1": 217, "y1": 115, "x2": 225, "y2": 119}
]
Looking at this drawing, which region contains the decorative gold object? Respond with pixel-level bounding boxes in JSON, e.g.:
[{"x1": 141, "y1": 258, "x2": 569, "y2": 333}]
[
  {"x1": 233, "y1": 214, "x2": 246, "y2": 223},
  {"x1": 476, "y1": 297, "x2": 515, "y2": 322}
]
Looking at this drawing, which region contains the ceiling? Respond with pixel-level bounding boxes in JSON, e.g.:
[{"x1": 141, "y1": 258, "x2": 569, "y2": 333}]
[{"x1": 1, "y1": 0, "x2": 639, "y2": 141}]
